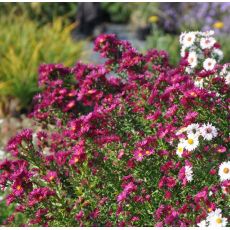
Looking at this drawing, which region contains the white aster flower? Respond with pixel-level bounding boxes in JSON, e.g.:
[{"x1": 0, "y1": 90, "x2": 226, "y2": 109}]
[
  {"x1": 207, "y1": 209, "x2": 228, "y2": 227},
  {"x1": 183, "y1": 134, "x2": 199, "y2": 151},
  {"x1": 183, "y1": 32, "x2": 196, "y2": 48},
  {"x1": 186, "y1": 123, "x2": 200, "y2": 136},
  {"x1": 185, "y1": 67, "x2": 193, "y2": 74},
  {"x1": 200, "y1": 37, "x2": 216, "y2": 49},
  {"x1": 0, "y1": 196, "x2": 4, "y2": 201},
  {"x1": 218, "y1": 161, "x2": 230, "y2": 181},
  {"x1": 179, "y1": 32, "x2": 186, "y2": 44},
  {"x1": 203, "y1": 58, "x2": 216, "y2": 71},
  {"x1": 220, "y1": 64, "x2": 229, "y2": 76},
  {"x1": 187, "y1": 51, "x2": 198, "y2": 68},
  {"x1": 200, "y1": 123, "x2": 218, "y2": 141},
  {"x1": 185, "y1": 165, "x2": 193, "y2": 182},
  {"x1": 0, "y1": 150, "x2": 5, "y2": 159},
  {"x1": 180, "y1": 46, "x2": 186, "y2": 57},
  {"x1": 194, "y1": 78, "x2": 204, "y2": 88},
  {"x1": 197, "y1": 220, "x2": 207, "y2": 227},
  {"x1": 176, "y1": 142, "x2": 185, "y2": 158},
  {"x1": 213, "y1": 48, "x2": 224, "y2": 61},
  {"x1": 225, "y1": 73, "x2": 230, "y2": 85}
]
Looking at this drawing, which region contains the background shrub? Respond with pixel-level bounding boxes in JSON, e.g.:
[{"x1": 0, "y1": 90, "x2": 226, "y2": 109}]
[{"x1": 0, "y1": 14, "x2": 83, "y2": 115}]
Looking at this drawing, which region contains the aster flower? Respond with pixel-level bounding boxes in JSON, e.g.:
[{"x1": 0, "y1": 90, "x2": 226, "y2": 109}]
[
  {"x1": 200, "y1": 37, "x2": 216, "y2": 49},
  {"x1": 218, "y1": 161, "x2": 230, "y2": 181},
  {"x1": 200, "y1": 123, "x2": 218, "y2": 141},
  {"x1": 187, "y1": 51, "x2": 198, "y2": 68},
  {"x1": 176, "y1": 142, "x2": 185, "y2": 158},
  {"x1": 28, "y1": 188, "x2": 55, "y2": 206},
  {"x1": 186, "y1": 123, "x2": 200, "y2": 136},
  {"x1": 206, "y1": 209, "x2": 228, "y2": 227},
  {"x1": 213, "y1": 48, "x2": 224, "y2": 61},
  {"x1": 225, "y1": 72, "x2": 230, "y2": 85},
  {"x1": 44, "y1": 171, "x2": 57, "y2": 182},
  {"x1": 182, "y1": 32, "x2": 196, "y2": 48},
  {"x1": 12, "y1": 181, "x2": 24, "y2": 197},
  {"x1": 194, "y1": 78, "x2": 204, "y2": 88},
  {"x1": 183, "y1": 134, "x2": 199, "y2": 151},
  {"x1": 0, "y1": 149, "x2": 5, "y2": 159},
  {"x1": 134, "y1": 149, "x2": 144, "y2": 161},
  {"x1": 203, "y1": 58, "x2": 216, "y2": 71},
  {"x1": 185, "y1": 165, "x2": 193, "y2": 182}
]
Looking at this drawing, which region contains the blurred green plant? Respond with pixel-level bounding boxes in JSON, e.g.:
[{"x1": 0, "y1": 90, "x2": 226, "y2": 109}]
[
  {"x1": 0, "y1": 2, "x2": 78, "y2": 25},
  {"x1": 101, "y1": 2, "x2": 132, "y2": 23},
  {"x1": 0, "y1": 15, "x2": 83, "y2": 116},
  {"x1": 146, "y1": 30, "x2": 180, "y2": 66}
]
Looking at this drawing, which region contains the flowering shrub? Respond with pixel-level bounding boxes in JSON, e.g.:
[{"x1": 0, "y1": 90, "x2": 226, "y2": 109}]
[{"x1": 0, "y1": 31, "x2": 229, "y2": 227}]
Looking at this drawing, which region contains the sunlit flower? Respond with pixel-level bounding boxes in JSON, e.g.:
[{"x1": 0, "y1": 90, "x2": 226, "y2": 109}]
[
  {"x1": 183, "y1": 134, "x2": 199, "y2": 151},
  {"x1": 200, "y1": 123, "x2": 218, "y2": 141},
  {"x1": 207, "y1": 209, "x2": 228, "y2": 227},
  {"x1": 187, "y1": 51, "x2": 198, "y2": 68},
  {"x1": 200, "y1": 37, "x2": 216, "y2": 49},
  {"x1": 176, "y1": 142, "x2": 185, "y2": 158},
  {"x1": 203, "y1": 58, "x2": 216, "y2": 71},
  {"x1": 186, "y1": 123, "x2": 200, "y2": 136},
  {"x1": 183, "y1": 32, "x2": 196, "y2": 48},
  {"x1": 218, "y1": 161, "x2": 230, "y2": 181}
]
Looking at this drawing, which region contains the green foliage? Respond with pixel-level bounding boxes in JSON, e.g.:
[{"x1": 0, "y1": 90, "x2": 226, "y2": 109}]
[
  {"x1": 101, "y1": 3, "x2": 132, "y2": 23},
  {"x1": 0, "y1": 3, "x2": 78, "y2": 25},
  {"x1": 146, "y1": 30, "x2": 180, "y2": 66},
  {"x1": 0, "y1": 15, "x2": 83, "y2": 114}
]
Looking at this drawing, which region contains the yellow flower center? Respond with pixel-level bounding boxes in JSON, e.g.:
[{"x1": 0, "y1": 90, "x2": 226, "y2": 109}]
[
  {"x1": 223, "y1": 167, "x2": 229, "y2": 174},
  {"x1": 213, "y1": 21, "x2": 224, "y2": 29},
  {"x1": 145, "y1": 150, "x2": 150, "y2": 155},
  {"x1": 187, "y1": 138, "x2": 194, "y2": 145},
  {"x1": 74, "y1": 158, "x2": 79, "y2": 163},
  {"x1": 208, "y1": 207, "x2": 212, "y2": 212},
  {"x1": 190, "y1": 92, "x2": 197, "y2": 97},
  {"x1": 16, "y1": 185, "x2": 22, "y2": 190},
  {"x1": 216, "y1": 218, "x2": 222, "y2": 224},
  {"x1": 138, "y1": 153, "x2": 142, "y2": 157},
  {"x1": 49, "y1": 176, "x2": 54, "y2": 181},
  {"x1": 178, "y1": 147, "x2": 183, "y2": 153}
]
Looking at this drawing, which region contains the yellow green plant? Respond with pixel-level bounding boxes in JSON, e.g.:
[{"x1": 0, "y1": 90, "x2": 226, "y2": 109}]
[{"x1": 0, "y1": 15, "x2": 83, "y2": 115}]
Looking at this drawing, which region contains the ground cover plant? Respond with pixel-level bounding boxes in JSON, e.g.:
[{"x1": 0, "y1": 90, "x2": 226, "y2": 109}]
[{"x1": 0, "y1": 31, "x2": 229, "y2": 227}]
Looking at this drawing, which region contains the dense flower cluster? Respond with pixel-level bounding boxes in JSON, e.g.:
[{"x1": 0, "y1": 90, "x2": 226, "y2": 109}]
[{"x1": 0, "y1": 31, "x2": 229, "y2": 227}]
